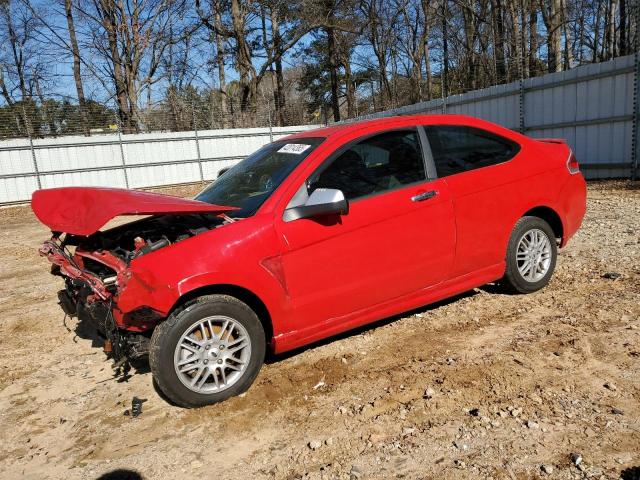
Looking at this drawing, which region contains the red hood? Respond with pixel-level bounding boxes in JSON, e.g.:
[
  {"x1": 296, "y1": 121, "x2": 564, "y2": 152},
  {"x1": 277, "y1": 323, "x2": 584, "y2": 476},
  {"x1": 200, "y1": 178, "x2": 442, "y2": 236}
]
[{"x1": 31, "y1": 187, "x2": 237, "y2": 236}]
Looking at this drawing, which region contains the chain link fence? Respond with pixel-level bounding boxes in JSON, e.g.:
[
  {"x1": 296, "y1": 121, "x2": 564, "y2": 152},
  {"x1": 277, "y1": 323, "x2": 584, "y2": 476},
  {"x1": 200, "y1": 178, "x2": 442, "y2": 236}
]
[
  {"x1": 0, "y1": 96, "x2": 327, "y2": 141},
  {"x1": 0, "y1": 98, "x2": 318, "y2": 204}
]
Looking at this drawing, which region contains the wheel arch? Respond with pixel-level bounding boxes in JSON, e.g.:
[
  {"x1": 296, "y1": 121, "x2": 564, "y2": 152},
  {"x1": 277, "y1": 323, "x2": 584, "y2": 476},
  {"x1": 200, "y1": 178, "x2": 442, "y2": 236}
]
[
  {"x1": 522, "y1": 206, "x2": 565, "y2": 245},
  {"x1": 168, "y1": 284, "x2": 274, "y2": 348}
]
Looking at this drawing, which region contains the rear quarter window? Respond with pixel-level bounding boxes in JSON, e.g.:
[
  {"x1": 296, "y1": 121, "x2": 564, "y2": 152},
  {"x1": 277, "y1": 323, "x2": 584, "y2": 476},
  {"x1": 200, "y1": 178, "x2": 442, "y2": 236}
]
[{"x1": 425, "y1": 126, "x2": 520, "y2": 178}]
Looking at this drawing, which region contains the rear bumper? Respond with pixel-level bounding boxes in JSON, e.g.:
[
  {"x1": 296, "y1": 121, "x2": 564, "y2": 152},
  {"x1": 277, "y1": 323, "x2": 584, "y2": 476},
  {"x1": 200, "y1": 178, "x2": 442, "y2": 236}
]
[{"x1": 558, "y1": 172, "x2": 587, "y2": 247}]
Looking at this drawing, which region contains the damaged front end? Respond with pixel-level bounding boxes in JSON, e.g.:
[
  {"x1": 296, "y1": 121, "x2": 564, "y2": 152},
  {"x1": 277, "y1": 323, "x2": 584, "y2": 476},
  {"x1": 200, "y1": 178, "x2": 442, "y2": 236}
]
[
  {"x1": 33, "y1": 187, "x2": 237, "y2": 367},
  {"x1": 40, "y1": 234, "x2": 154, "y2": 363}
]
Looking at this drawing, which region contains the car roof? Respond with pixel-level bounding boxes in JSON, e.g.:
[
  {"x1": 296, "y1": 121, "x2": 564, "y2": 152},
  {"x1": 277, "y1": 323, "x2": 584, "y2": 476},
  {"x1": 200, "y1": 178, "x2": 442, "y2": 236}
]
[{"x1": 283, "y1": 114, "x2": 492, "y2": 141}]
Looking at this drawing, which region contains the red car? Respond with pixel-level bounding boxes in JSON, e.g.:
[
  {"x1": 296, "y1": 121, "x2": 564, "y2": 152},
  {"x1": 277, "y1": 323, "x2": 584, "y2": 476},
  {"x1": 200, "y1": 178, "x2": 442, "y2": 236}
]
[{"x1": 32, "y1": 115, "x2": 586, "y2": 407}]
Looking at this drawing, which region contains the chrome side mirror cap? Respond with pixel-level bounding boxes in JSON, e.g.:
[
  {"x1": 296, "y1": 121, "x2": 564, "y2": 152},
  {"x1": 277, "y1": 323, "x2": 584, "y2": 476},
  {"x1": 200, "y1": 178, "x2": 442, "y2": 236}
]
[{"x1": 283, "y1": 188, "x2": 349, "y2": 222}]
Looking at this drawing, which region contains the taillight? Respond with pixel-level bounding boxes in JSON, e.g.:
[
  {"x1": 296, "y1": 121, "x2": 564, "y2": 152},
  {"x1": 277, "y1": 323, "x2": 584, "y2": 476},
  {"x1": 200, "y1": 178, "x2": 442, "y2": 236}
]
[{"x1": 567, "y1": 151, "x2": 579, "y2": 174}]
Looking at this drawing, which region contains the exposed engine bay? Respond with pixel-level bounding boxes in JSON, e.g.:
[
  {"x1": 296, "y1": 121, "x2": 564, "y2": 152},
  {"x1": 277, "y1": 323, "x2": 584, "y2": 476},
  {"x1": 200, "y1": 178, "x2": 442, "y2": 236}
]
[
  {"x1": 40, "y1": 213, "x2": 228, "y2": 368},
  {"x1": 72, "y1": 212, "x2": 226, "y2": 262}
]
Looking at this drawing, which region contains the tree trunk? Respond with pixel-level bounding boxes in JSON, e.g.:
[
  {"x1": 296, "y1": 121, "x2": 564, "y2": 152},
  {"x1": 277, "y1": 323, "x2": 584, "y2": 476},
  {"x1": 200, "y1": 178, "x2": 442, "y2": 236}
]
[
  {"x1": 230, "y1": 0, "x2": 256, "y2": 120},
  {"x1": 0, "y1": 66, "x2": 26, "y2": 134},
  {"x1": 270, "y1": 8, "x2": 286, "y2": 126},
  {"x1": 593, "y1": 0, "x2": 602, "y2": 61},
  {"x1": 603, "y1": 0, "x2": 612, "y2": 59},
  {"x1": 619, "y1": 0, "x2": 627, "y2": 55},
  {"x1": 365, "y1": 1, "x2": 392, "y2": 108},
  {"x1": 0, "y1": 67, "x2": 13, "y2": 106},
  {"x1": 422, "y1": 0, "x2": 432, "y2": 99},
  {"x1": 424, "y1": 40, "x2": 432, "y2": 100},
  {"x1": 214, "y1": 1, "x2": 228, "y2": 128},
  {"x1": 3, "y1": 4, "x2": 28, "y2": 100},
  {"x1": 491, "y1": 0, "x2": 507, "y2": 82},
  {"x1": 65, "y1": 0, "x2": 88, "y2": 134},
  {"x1": 34, "y1": 75, "x2": 55, "y2": 135},
  {"x1": 540, "y1": 0, "x2": 562, "y2": 73},
  {"x1": 461, "y1": 2, "x2": 476, "y2": 90},
  {"x1": 326, "y1": 24, "x2": 341, "y2": 122},
  {"x1": 508, "y1": 0, "x2": 522, "y2": 79},
  {"x1": 369, "y1": 80, "x2": 377, "y2": 112},
  {"x1": 442, "y1": 0, "x2": 449, "y2": 97},
  {"x1": 410, "y1": 59, "x2": 423, "y2": 103},
  {"x1": 529, "y1": 2, "x2": 539, "y2": 75},
  {"x1": 390, "y1": 44, "x2": 400, "y2": 107},
  {"x1": 576, "y1": 0, "x2": 586, "y2": 63},
  {"x1": 520, "y1": 0, "x2": 530, "y2": 78},
  {"x1": 101, "y1": 0, "x2": 131, "y2": 131},
  {"x1": 607, "y1": 0, "x2": 617, "y2": 58},
  {"x1": 343, "y1": 58, "x2": 356, "y2": 118},
  {"x1": 560, "y1": 0, "x2": 573, "y2": 69}
]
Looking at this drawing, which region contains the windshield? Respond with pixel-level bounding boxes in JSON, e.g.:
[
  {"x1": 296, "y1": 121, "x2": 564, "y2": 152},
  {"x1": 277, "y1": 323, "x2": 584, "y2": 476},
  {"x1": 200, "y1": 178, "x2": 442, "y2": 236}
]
[{"x1": 195, "y1": 137, "x2": 323, "y2": 217}]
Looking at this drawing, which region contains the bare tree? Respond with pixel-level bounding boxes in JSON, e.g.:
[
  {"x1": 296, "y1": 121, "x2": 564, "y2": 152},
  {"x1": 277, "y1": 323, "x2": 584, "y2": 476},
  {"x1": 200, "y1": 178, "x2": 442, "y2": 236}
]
[
  {"x1": 1, "y1": 0, "x2": 32, "y2": 100},
  {"x1": 75, "y1": 0, "x2": 191, "y2": 131},
  {"x1": 64, "y1": 0, "x2": 89, "y2": 133},
  {"x1": 195, "y1": 0, "x2": 314, "y2": 122},
  {"x1": 397, "y1": 0, "x2": 433, "y2": 104},
  {"x1": 1, "y1": 0, "x2": 636, "y2": 135},
  {"x1": 491, "y1": 0, "x2": 507, "y2": 81},
  {"x1": 540, "y1": 0, "x2": 562, "y2": 72},
  {"x1": 360, "y1": 0, "x2": 397, "y2": 108},
  {"x1": 0, "y1": 0, "x2": 41, "y2": 134}
]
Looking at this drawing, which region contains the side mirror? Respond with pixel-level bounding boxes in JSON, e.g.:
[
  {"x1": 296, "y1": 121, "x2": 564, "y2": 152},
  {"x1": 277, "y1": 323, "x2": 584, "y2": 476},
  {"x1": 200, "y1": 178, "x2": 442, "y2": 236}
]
[{"x1": 283, "y1": 188, "x2": 349, "y2": 222}]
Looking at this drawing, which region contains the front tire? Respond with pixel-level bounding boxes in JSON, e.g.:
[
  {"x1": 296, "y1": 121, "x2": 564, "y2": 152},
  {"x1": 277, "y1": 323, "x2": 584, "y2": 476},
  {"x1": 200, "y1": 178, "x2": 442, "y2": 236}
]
[
  {"x1": 501, "y1": 216, "x2": 557, "y2": 294},
  {"x1": 150, "y1": 294, "x2": 266, "y2": 408}
]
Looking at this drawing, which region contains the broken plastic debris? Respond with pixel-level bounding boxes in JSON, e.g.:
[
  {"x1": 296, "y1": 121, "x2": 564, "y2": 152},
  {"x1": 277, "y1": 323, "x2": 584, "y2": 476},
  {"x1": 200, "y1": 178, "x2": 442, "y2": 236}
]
[{"x1": 130, "y1": 396, "x2": 147, "y2": 418}]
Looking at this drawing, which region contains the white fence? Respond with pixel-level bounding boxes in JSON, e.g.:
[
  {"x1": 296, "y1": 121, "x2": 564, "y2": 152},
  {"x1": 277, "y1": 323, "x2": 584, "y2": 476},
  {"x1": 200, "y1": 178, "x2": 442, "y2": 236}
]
[
  {"x1": 355, "y1": 54, "x2": 638, "y2": 180},
  {"x1": 0, "y1": 125, "x2": 314, "y2": 204}
]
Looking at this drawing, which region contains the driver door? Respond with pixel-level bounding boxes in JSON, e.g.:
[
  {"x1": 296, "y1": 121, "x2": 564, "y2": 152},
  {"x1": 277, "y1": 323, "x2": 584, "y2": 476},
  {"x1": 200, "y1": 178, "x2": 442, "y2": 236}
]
[{"x1": 275, "y1": 128, "x2": 456, "y2": 333}]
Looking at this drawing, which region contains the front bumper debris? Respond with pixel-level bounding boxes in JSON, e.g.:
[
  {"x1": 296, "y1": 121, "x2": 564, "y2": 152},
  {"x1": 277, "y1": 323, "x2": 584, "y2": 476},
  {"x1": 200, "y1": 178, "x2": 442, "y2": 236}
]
[{"x1": 40, "y1": 236, "x2": 157, "y2": 363}]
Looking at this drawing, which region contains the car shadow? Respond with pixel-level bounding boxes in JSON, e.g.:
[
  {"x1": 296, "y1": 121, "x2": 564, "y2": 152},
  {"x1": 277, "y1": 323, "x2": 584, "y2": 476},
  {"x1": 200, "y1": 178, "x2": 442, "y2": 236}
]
[
  {"x1": 64, "y1": 306, "x2": 150, "y2": 379},
  {"x1": 149, "y1": 288, "x2": 481, "y2": 407},
  {"x1": 65, "y1": 284, "x2": 496, "y2": 391},
  {"x1": 96, "y1": 469, "x2": 143, "y2": 480},
  {"x1": 151, "y1": 377, "x2": 178, "y2": 406},
  {"x1": 72, "y1": 307, "x2": 105, "y2": 348},
  {"x1": 478, "y1": 281, "x2": 509, "y2": 295},
  {"x1": 621, "y1": 466, "x2": 640, "y2": 480},
  {"x1": 265, "y1": 288, "x2": 479, "y2": 365}
]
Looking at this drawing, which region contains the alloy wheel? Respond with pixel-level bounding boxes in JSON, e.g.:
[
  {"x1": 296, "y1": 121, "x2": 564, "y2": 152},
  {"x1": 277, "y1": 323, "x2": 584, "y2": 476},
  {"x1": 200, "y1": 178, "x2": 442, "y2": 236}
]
[
  {"x1": 174, "y1": 315, "x2": 251, "y2": 394},
  {"x1": 516, "y1": 228, "x2": 553, "y2": 282}
]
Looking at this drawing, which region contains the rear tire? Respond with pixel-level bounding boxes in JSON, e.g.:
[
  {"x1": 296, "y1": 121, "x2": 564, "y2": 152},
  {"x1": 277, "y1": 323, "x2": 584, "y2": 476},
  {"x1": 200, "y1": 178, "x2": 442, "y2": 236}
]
[
  {"x1": 501, "y1": 216, "x2": 557, "y2": 294},
  {"x1": 150, "y1": 294, "x2": 265, "y2": 408}
]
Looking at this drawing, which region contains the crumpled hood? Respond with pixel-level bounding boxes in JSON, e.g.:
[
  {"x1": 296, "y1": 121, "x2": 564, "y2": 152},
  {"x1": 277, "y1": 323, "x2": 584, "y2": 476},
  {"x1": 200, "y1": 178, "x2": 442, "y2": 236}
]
[{"x1": 31, "y1": 187, "x2": 237, "y2": 236}]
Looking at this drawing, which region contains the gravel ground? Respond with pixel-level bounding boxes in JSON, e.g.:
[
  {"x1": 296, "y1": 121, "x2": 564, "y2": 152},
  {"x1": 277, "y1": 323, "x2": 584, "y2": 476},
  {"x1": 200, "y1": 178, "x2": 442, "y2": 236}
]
[{"x1": 0, "y1": 181, "x2": 638, "y2": 480}]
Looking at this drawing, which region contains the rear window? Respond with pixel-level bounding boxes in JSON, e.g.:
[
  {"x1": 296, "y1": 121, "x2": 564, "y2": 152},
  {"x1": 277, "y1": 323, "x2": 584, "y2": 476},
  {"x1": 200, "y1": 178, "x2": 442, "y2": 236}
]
[{"x1": 425, "y1": 126, "x2": 520, "y2": 177}]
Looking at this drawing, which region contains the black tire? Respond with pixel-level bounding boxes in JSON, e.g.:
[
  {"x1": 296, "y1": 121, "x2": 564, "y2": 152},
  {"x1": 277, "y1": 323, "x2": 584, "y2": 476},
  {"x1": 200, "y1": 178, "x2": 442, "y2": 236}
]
[
  {"x1": 150, "y1": 294, "x2": 266, "y2": 408},
  {"x1": 501, "y1": 216, "x2": 558, "y2": 294}
]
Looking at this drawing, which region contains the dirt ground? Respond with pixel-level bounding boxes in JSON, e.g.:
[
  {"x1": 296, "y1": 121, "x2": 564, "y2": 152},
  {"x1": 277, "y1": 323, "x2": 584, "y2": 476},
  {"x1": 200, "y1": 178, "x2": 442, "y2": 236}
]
[{"x1": 0, "y1": 181, "x2": 638, "y2": 480}]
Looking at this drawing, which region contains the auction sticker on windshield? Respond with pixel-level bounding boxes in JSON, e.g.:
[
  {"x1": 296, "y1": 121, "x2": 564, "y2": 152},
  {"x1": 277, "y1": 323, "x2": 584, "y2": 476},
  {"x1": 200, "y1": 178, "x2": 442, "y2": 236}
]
[{"x1": 278, "y1": 144, "x2": 311, "y2": 154}]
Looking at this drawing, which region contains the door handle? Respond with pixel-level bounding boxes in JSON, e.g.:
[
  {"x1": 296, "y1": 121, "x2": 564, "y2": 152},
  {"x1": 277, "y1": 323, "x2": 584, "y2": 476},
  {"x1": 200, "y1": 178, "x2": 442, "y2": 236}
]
[{"x1": 411, "y1": 190, "x2": 438, "y2": 202}]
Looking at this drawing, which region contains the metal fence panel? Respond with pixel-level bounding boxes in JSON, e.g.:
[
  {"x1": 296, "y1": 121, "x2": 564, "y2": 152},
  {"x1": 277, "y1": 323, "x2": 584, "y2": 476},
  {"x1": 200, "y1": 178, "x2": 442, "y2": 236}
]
[
  {"x1": 350, "y1": 54, "x2": 636, "y2": 180},
  {"x1": 523, "y1": 56, "x2": 635, "y2": 178},
  {"x1": 0, "y1": 125, "x2": 314, "y2": 204}
]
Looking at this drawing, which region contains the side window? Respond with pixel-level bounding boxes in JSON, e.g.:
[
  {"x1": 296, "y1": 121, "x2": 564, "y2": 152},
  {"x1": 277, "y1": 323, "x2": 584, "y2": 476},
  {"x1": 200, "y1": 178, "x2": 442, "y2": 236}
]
[
  {"x1": 425, "y1": 126, "x2": 520, "y2": 177},
  {"x1": 310, "y1": 130, "x2": 426, "y2": 200}
]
